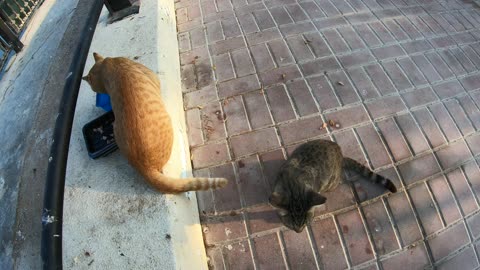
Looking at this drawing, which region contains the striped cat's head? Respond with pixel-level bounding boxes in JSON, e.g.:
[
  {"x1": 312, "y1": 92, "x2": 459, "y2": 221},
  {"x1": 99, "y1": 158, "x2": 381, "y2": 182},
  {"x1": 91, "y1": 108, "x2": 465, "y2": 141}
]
[{"x1": 269, "y1": 188, "x2": 326, "y2": 233}]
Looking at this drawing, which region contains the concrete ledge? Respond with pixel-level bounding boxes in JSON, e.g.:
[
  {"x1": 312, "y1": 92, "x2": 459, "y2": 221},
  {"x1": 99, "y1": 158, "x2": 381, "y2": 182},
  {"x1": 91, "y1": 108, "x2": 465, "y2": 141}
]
[{"x1": 63, "y1": 1, "x2": 207, "y2": 269}]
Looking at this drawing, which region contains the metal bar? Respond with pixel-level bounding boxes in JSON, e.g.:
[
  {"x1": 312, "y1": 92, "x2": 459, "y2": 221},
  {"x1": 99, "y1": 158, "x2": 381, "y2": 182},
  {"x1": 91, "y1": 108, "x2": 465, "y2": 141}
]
[
  {"x1": 10, "y1": 0, "x2": 27, "y2": 19},
  {"x1": 0, "y1": 34, "x2": 11, "y2": 49},
  {"x1": 0, "y1": 42, "x2": 11, "y2": 70},
  {"x1": 0, "y1": 0, "x2": 41, "y2": 34},
  {"x1": 4, "y1": 1, "x2": 23, "y2": 30},
  {"x1": 0, "y1": 2, "x2": 19, "y2": 33},
  {"x1": 0, "y1": 16, "x2": 21, "y2": 52},
  {"x1": 0, "y1": 8, "x2": 16, "y2": 33},
  {"x1": 40, "y1": 0, "x2": 103, "y2": 268}
]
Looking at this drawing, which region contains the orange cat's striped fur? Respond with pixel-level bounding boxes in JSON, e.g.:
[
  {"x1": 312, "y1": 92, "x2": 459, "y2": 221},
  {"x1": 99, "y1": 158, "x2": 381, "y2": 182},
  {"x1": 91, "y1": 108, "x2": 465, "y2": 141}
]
[{"x1": 82, "y1": 53, "x2": 228, "y2": 193}]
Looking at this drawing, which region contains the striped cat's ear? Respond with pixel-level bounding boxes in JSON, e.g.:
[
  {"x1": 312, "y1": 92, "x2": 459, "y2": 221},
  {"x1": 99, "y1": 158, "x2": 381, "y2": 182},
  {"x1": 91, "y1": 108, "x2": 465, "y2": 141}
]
[
  {"x1": 269, "y1": 192, "x2": 283, "y2": 207},
  {"x1": 309, "y1": 191, "x2": 326, "y2": 206}
]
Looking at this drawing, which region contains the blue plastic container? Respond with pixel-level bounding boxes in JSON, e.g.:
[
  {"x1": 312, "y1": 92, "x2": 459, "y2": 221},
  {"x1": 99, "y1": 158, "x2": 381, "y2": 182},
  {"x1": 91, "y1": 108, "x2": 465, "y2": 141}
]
[{"x1": 96, "y1": 93, "x2": 112, "y2": 111}]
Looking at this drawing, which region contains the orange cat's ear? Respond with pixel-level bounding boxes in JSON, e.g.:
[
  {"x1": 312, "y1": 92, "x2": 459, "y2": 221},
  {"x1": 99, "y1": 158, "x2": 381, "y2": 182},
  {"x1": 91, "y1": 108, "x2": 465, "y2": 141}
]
[{"x1": 93, "y1": 52, "x2": 104, "y2": 62}]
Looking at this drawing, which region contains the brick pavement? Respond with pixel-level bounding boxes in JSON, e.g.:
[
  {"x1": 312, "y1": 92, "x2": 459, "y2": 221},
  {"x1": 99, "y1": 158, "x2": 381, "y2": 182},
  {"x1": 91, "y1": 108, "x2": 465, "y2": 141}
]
[{"x1": 176, "y1": 0, "x2": 480, "y2": 268}]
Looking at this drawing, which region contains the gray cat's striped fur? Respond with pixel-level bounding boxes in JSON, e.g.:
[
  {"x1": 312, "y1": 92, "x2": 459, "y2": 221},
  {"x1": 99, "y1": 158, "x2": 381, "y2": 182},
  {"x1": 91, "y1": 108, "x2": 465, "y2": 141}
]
[{"x1": 270, "y1": 139, "x2": 397, "y2": 233}]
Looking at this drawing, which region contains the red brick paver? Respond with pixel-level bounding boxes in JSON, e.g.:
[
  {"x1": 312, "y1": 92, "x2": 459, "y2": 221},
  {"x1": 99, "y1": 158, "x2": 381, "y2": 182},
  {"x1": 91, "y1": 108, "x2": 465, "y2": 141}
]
[{"x1": 177, "y1": 0, "x2": 480, "y2": 268}]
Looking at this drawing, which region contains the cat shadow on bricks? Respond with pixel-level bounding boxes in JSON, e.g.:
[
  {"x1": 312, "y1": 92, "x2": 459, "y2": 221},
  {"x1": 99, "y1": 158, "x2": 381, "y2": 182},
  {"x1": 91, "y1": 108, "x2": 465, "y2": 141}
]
[{"x1": 197, "y1": 155, "x2": 398, "y2": 234}]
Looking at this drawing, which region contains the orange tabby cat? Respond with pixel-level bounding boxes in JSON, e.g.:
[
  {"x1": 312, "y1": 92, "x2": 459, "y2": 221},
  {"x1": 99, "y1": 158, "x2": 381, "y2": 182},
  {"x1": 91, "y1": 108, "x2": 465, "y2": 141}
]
[{"x1": 82, "y1": 52, "x2": 228, "y2": 193}]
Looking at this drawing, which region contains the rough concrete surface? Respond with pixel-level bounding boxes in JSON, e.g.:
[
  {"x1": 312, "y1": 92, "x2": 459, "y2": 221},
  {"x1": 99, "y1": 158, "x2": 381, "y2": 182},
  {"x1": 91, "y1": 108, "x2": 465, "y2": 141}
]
[
  {"x1": 0, "y1": 0, "x2": 80, "y2": 268},
  {"x1": 0, "y1": 0, "x2": 208, "y2": 269}
]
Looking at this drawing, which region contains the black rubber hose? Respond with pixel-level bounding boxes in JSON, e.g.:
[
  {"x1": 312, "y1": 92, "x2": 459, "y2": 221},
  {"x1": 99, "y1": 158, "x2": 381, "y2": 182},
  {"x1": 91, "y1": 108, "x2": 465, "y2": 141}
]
[{"x1": 41, "y1": 1, "x2": 103, "y2": 269}]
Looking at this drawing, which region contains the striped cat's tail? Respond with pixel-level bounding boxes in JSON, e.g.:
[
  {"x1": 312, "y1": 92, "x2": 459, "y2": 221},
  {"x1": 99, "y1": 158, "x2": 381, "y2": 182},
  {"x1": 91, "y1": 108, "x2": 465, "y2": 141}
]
[
  {"x1": 343, "y1": 158, "x2": 397, "y2": 193},
  {"x1": 142, "y1": 169, "x2": 228, "y2": 194}
]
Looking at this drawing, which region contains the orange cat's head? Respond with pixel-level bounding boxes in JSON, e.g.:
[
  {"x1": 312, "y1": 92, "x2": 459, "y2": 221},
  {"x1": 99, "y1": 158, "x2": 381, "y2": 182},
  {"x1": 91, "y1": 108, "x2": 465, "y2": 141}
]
[{"x1": 82, "y1": 52, "x2": 107, "y2": 93}]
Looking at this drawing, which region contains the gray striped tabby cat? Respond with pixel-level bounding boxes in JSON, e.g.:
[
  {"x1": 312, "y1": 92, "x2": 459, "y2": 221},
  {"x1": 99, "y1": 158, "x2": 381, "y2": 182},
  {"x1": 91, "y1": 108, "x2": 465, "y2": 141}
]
[{"x1": 270, "y1": 139, "x2": 397, "y2": 233}]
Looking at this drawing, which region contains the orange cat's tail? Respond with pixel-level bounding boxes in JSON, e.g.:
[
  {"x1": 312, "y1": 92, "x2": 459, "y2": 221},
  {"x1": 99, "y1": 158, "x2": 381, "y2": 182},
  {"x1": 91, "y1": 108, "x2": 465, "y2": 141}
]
[{"x1": 142, "y1": 170, "x2": 228, "y2": 194}]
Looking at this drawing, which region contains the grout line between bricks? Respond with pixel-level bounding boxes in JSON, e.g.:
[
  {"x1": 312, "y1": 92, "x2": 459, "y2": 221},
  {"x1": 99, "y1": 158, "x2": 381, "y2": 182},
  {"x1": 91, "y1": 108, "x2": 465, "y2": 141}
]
[
  {"x1": 424, "y1": 180, "x2": 448, "y2": 228},
  {"x1": 352, "y1": 187, "x2": 385, "y2": 269},
  {"x1": 282, "y1": 82, "x2": 303, "y2": 120},
  {"x1": 193, "y1": 119, "x2": 480, "y2": 177},
  {"x1": 179, "y1": 0, "x2": 480, "y2": 268},
  {"x1": 432, "y1": 238, "x2": 474, "y2": 267},
  {"x1": 455, "y1": 45, "x2": 480, "y2": 233},
  {"x1": 280, "y1": 38, "x2": 325, "y2": 120},
  {"x1": 456, "y1": 133, "x2": 480, "y2": 266},
  {"x1": 334, "y1": 19, "x2": 437, "y2": 263},
  {"x1": 178, "y1": 2, "x2": 480, "y2": 35},
  {"x1": 209, "y1": 196, "x2": 480, "y2": 266},
  {"x1": 277, "y1": 25, "x2": 335, "y2": 135},
  {"x1": 213, "y1": 245, "x2": 227, "y2": 269},
  {"x1": 186, "y1": 67, "x2": 480, "y2": 114},
  {"x1": 421, "y1": 38, "x2": 480, "y2": 263},
  {"x1": 429, "y1": 149, "x2": 470, "y2": 264},
  {"x1": 390, "y1": 117, "x2": 415, "y2": 158},
  {"x1": 305, "y1": 225, "x2": 322, "y2": 270},
  {"x1": 316, "y1": 3, "x2": 468, "y2": 263},
  {"x1": 391, "y1": 61, "x2": 458, "y2": 266},
  {"x1": 258, "y1": 5, "x2": 330, "y2": 268},
  {"x1": 294, "y1": 2, "x2": 370, "y2": 266},
  {"x1": 192, "y1": 0, "x2": 224, "y2": 216},
  {"x1": 247, "y1": 237, "x2": 259, "y2": 270},
  {"x1": 332, "y1": 215, "x2": 353, "y2": 269},
  {"x1": 381, "y1": 196, "x2": 404, "y2": 249},
  {"x1": 238, "y1": 95, "x2": 253, "y2": 131},
  {"x1": 276, "y1": 231, "x2": 290, "y2": 270},
  {"x1": 336, "y1": 18, "x2": 447, "y2": 266},
  {"x1": 393, "y1": 183, "x2": 437, "y2": 267},
  {"x1": 193, "y1": 0, "x2": 260, "y2": 269},
  {"x1": 216, "y1": 0, "x2": 270, "y2": 269},
  {"x1": 459, "y1": 164, "x2": 480, "y2": 209},
  {"x1": 209, "y1": 207, "x2": 480, "y2": 254}
]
